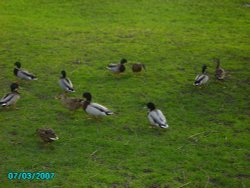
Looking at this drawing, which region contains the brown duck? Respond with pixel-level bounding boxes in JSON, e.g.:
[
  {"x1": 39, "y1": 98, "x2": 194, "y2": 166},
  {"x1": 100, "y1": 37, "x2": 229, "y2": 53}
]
[
  {"x1": 56, "y1": 93, "x2": 84, "y2": 111},
  {"x1": 37, "y1": 128, "x2": 59, "y2": 142},
  {"x1": 213, "y1": 58, "x2": 225, "y2": 80},
  {"x1": 132, "y1": 63, "x2": 146, "y2": 72}
]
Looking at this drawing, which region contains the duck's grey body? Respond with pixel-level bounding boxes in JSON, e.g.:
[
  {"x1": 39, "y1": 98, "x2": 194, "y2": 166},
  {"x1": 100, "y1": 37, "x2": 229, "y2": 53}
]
[
  {"x1": 0, "y1": 83, "x2": 20, "y2": 107},
  {"x1": 194, "y1": 65, "x2": 209, "y2": 86},
  {"x1": 148, "y1": 109, "x2": 168, "y2": 128},
  {"x1": 59, "y1": 70, "x2": 75, "y2": 92},
  {"x1": 59, "y1": 78, "x2": 74, "y2": 92},
  {"x1": 13, "y1": 62, "x2": 37, "y2": 80},
  {"x1": 82, "y1": 92, "x2": 113, "y2": 117},
  {"x1": 194, "y1": 74, "x2": 209, "y2": 86},
  {"x1": 84, "y1": 102, "x2": 113, "y2": 116},
  {"x1": 0, "y1": 92, "x2": 20, "y2": 107},
  {"x1": 107, "y1": 58, "x2": 127, "y2": 73},
  {"x1": 146, "y1": 102, "x2": 168, "y2": 129}
]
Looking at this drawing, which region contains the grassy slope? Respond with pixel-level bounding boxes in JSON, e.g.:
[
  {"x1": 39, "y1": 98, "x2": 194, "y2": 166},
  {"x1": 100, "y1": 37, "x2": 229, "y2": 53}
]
[{"x1": 0, "y1": 0, "x2": 249, "y2": 187}]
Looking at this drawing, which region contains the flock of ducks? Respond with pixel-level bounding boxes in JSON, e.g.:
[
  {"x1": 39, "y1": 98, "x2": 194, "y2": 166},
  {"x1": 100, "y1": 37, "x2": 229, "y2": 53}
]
[{"x1": 0, "y1": 58, "x2": 225, "y2": 142}]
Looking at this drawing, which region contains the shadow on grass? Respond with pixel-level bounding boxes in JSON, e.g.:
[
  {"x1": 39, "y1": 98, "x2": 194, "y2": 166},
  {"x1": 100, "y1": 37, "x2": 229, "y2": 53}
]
[{"x1": 37, "y1": 142, "x2": 56, "y2": 150}]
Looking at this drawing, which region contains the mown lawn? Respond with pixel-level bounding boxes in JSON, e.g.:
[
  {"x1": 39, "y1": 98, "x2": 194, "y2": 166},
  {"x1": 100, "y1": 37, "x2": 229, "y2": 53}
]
[{"x1": 0, "y1": 0, "x2": 249, "y2": 187}]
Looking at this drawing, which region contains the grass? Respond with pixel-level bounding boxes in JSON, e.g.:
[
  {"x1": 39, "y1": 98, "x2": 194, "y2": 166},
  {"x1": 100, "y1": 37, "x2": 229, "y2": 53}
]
[{"x1": 0, "y1": 0, "x2": 249, "y2": 187}]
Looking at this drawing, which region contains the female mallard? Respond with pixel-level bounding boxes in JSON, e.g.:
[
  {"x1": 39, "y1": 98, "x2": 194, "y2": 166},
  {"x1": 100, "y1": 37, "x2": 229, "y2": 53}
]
[
  {"x1": 107, "y1": 58, "x2": 127, "y2": 73},
  {"x1": 14, "y1": 62, "x2": 37, "y2": 80},
  {"x1": 82, "y1": 92, "x2": 113, "y2": 117},
  {"x1": 0, "y1": 83, "x2": 20, "y2": 108},
  {"x1": 132, "y1": 63, "x2": 146, "y2": 72},
  {"x1": 36, "y1": 128, "x2": 59, "y2": 142},
  {"x1": 56, "y1": 93, "x2": 84, "y2": 111},
  {"x1": 59, "y1": 70, "x2": 75, "y2": 92},
  {"x1": 194, "y1": 65, "x2": 209, "y2": 86},
  {"x1": 146, "y1": 102, "x2": 168, "y2": 128},
  {"x1": 213, "y1": 58, "x2": 225, "y2": 80}
]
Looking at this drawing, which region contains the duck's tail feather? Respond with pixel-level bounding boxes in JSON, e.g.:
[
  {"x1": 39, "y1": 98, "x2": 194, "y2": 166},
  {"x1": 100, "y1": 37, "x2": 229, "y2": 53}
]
[
  {"x1": 160, "y1": 124, "x2": 169, "y2": 128},
  {"x1": 67, "y1": 88, "x2": 75, "y2": 92},
  {"x1": 106, "y1": 111, "x2": 114, "y2": 115}
]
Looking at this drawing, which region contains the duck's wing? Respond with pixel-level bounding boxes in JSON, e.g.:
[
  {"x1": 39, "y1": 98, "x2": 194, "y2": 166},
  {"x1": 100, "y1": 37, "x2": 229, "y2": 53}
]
[
  {"x1": 107, "y1": 64, "x2": 119, "y2": 72},
  {"x1": 86, "y1": 103, "x2": 113, "y2": 116},
  {"x1": 148, "y1": 112, "x2": 157, "y2": 125},
  {"x1": 59, "y1": 78, "x2": 75, "y2": 92},
  {"x1": 148, "y1": 110, "x2": 168, "y2": 128},
  {"x1": 0, "y1": 93, "x2": 12, "y2": 102},
  {"x1": 156, "y1": 109, "x2": 166, "y2": 124},
  {"x1": 0, "y1": 93, "x2": 20, "y2": 106},
  {"x1": 194, "y1": 74, "x2": 207, "y2": 85},
  {"x1": 216, "y1": 68, "x2": 225, "y2": 79},
  {"x1": 107, "y1": 63, "x2": 118, "y2": 67},
  {"x1": 17, "y1": 69, "x2": 37, "y2": 80},
  {"x1": 65, "y1": 78, "x2": 73, "y2": 88}
]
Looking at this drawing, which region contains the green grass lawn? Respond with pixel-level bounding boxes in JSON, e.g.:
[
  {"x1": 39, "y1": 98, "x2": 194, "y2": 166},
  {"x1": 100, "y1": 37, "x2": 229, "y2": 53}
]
[{"x1": 0, "y1": 0, "x2": 249, "y2": 187}]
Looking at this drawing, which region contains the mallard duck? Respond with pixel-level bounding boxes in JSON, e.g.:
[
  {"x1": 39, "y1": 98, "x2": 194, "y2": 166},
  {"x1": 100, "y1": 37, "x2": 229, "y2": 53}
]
[
  {"x1": 14, "y1": 62, "x2": 37, "y2": 80},
  {"x1": 107, "y1": 58, "x2": 127, "y2": 73},
  {"x1": 132, "y1": 63, "x2": 146, "y2": 72},
  {"x1": 194, "y1": 65, "x2": 209, "y2": 86},
  {"x1": 213, "y1": 58, "x2": 225, "y2": 80},
  {"x1": 0, "y1": 83, "x2": 20, "y2": 108},
  {"x1": 56, "y1": 93, "x2": 84, "y2": 111},
  {"x1": 36, "y1": 128, "x2": 59, "y2": 142},
  {"x1": 146, "y1": 102, "x2": 168, "y2": 128},
  {"x1": 58, "y1": 70, "x2": 75, "y2": 92},
  {"x1": 82, "y1": 92, "x2": 113, "y2": 117}
]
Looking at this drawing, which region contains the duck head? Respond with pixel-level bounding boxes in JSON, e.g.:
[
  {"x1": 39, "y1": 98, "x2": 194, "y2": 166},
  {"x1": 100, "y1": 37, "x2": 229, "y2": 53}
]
[
  {"x1": 61, "y1": 70, "x2": 67, "y2": 78},
  {"x1": 10, "y1": 83, "x2": 19, "y2": 92},
  {"x1": 147, "y1": 102, "x2": 156, "y2": 111},
  {"x1": 202, "y1": 65, "x2": 207, "y2": 73},
  {"x1": 14, "y1": 62, "x2": 21, "y2": 68},
  {"x1": 120, "y1": 58, "x2": 127, "y2": 64},
  {"x1": 212, "y1": 58, "x2": 220, "y2": 68},
  {"x1": 83, "y1": 92, "x2": 92, "y2": 102}
]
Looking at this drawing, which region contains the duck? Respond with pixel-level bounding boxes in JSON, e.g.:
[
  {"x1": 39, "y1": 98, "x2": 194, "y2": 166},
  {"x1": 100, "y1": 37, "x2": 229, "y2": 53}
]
[
  {"x1": 58, "y1": 70, "x2": 75, "y2": 92},
  {"x1": 36, "y1": 128, "x2": 59, "y2": 142},
  {"x1": 107, "y1": 58, "x2": 127, "y2": 73},
  {"x1": 0, "y1": 83, "x2": 20, "y2": 108},
  {"x1": 194, "y1": 65, "x2": 209, "y2": 86},
  {"x1": 132, "y1": 63, "x2": 146, "y2": 72},
  {"x1": 14, "y1": 62, "x2": 37, "y2": 80},
  {"x1": 82, "y1": 92, "x2": 113, "y2": 117},
  {"x1": 55, "y1": 93, "x2": 84, "y2": 111},
  {"x1": 146, "y1": 102, "x2": 168, "y2": 128},
  {"x1": 213, "y1": 58, "x2": 225, "y2": 80}
]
